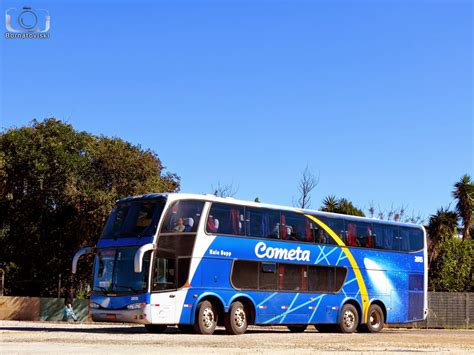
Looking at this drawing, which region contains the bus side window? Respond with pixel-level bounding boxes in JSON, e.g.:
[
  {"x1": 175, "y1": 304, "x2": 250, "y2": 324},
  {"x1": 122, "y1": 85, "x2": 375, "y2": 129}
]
[
  {"x1": 373, "y1": 225, "x2": 400, "y2": 251},
  {"x1": 259, "y1": 262, "x2": 278, "y2": 290},
  {"x1": 349, "y1": 222, "x2": 374, "y2": 248},
  {"x1": 283, "y1": 212, "x2": 312, "y2": 242},
  {"x1": 346, "y1": 223, "x2": 359, "y2": 247},
  {"x1": 399, "y1": 228, "x2": 410, "y2": 252},
  {"x1": 317, "y1": 216, "x2": 343, "y2": 245},
  {"x1": 207, "y1": 203, "x2": 244, "y2": 235},
  {"x1": 161, "y1": 200, "x2": 204, "y2": 233},
  {"x1": 409, "y1": 229, "x2": 424, "y2": 252},
  {"x1": 246, "y1": 208, "x2": 280, "y2": 239},
  {"x1": 279, "y1": 264, "x2": 306, "y2": 291}
]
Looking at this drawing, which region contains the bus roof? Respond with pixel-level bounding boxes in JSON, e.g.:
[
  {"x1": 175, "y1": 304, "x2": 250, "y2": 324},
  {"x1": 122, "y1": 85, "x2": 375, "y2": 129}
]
[{"x1": 117, "y1": 192, "x2": 424, "y2": 229}]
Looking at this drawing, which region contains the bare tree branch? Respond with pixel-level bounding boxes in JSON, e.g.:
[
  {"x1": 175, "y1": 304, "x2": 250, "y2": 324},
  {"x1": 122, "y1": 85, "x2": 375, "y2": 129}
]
[
  {"x1": 211, "y1": 182, "x2": 239, "y2": 198},
  {"x1": 294, "y1": 166, "x2": 319, "y2": 209}
]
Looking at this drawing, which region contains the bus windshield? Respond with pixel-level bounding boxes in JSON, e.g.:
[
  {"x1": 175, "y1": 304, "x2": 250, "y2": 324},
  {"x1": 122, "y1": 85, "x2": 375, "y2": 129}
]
[
  {"x1": 101, "y1": 198, "x2": 166, "y2": 239},
  {"x1": 93, "y1": 247, "x2": 151, "y2": 293}
]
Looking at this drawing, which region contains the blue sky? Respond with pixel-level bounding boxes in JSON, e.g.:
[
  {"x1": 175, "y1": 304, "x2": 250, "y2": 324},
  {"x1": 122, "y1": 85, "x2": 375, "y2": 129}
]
[{"x1": 1, "y1": 0, "x2": 472, "y2": 221}]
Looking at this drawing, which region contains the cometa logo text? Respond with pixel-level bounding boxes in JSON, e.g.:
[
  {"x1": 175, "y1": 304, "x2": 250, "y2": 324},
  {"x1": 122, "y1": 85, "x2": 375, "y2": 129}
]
[{"x1": 254, "y1": 242, "x2": 310, "y2": 262}]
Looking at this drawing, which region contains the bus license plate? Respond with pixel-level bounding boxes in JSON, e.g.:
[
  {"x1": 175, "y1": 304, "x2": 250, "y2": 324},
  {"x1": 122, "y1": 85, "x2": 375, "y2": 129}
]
[{"x1": 106, "y1": 314, "x2": 116, "y2": 321}]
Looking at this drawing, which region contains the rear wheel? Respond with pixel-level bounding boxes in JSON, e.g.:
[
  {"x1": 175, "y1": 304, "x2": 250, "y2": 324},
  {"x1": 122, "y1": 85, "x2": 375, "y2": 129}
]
[
  {"x1": 338, "y1": 304, "x2": 359, "y2": 333},
  {"x1": 224, "y1": 301, "x2": 248, "y2": 335},
  {"x1": 287, "y1": 325, "x2": 307, "y2": 333},
  {"x1": 194, "y1": 300, "x2": 218, "y2": 335},
  {"x1": 144, "y1": 324, "x2": 167, "y2": 333},
  {"x1": 360, "y1": 304, "x2": 384, "y2": 333}
]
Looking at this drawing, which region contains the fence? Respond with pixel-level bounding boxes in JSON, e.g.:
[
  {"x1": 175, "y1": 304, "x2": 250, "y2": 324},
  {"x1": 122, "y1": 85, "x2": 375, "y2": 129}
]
[
  {"x1": 388, "y1": 292, "x2": 472, "y2": 329},
  {"x1": 0, "y1": 296, "x2": 89, "y2": 322},
  {"x1": 0, "y1": 293, "x2": 472, "y2": 328},
  {"x1": 424, "y1": 292, "x2": 473, "y2": 329}
]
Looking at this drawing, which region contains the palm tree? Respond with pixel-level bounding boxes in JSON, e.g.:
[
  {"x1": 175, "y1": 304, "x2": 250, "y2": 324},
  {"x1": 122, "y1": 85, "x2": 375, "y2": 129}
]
[
  {"x1": 427, "y1": 207, "x2": 458, "y2": 267},
  {"x1": 321, "y1": 196, "x2": 365, "y2": 217},
  {"x1": 321, "y1": 195, "x2": 338, "y2": 212},
  {"x1": 452, "y1": 174, "x2": 474, "y2": 241}
]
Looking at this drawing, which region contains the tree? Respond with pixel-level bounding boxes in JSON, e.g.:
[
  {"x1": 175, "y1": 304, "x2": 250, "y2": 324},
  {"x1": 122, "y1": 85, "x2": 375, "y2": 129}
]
[
  {"x1": 0, "y1": 118, "x2": 180, "y2": 296},
  {"x1": 429, "y1": 237, "x2": 472, "y2": 292},
  {"x1": 211, "y1": 182, "x2": 238, "y2": 198},
  {"x1": 452, "y1": 174, "x2": 474, "y2": 241},
  {"x1": 321, "y1": 196, "x2": 365, "y2": 217},
  {"x1": 293, "y1": 166, "x2": 319, "y2": 209},
  {"x1": 426, "y1": 208, "x2": 458, "y2": 268}
]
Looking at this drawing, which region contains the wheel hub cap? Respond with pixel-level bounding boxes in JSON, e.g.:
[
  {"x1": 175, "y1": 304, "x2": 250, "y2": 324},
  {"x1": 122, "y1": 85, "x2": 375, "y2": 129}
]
[
  {"x1": 343, "y1": 311, "x2": 355, "y2": 328},
  {"x1": 234, "y1": 308, "x2": 246, "y2": 328},
  {"x1": 202, "y1": 307, "x2": 215, "y2": 328}
]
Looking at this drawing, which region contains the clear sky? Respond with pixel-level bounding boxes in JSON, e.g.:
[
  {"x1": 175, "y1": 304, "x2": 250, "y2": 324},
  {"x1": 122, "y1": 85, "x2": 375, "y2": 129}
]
[{"x1": 1, "y1": 0, "x2": 472, "y2": 221}]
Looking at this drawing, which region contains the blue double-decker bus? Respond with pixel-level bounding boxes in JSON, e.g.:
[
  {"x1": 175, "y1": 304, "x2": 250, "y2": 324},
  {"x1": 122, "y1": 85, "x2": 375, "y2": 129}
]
[{"x1": 72, "y1": 193, "x2": 427, "y2": 334}]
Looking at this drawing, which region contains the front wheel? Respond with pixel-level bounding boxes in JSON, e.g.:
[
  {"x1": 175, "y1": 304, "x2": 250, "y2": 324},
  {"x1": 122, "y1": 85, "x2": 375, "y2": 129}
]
[
  {"x1": 287, "y1": 325, "x2": 307, "y2": 333},
  {"x1": 338, "y1": 304, "x2": 359, "y2": 333},
  {"x1": 144, "y1": 324, "x2": 167, "y2": 333},
  {"x1": 194, "y1": 300, "x2": 218, "y2": 335},
  {"x1": 224, "y1": 301, "x2": 248, "y2": 335}
]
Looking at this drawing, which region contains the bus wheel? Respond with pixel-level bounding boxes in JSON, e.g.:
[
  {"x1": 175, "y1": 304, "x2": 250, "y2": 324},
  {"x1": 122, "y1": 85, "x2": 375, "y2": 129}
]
[
  {"x1": 287, "y1": 325, "x2": 307, "y2": 333},
  {"x1": 194, "y1": 300, "x2": 217, "y2": 335},
  {"x1": 363, "y1": 304, "x2": 384, "y2": 333},
  {"x1": 224, "y1": 301, "x2": 248, "y2": 335},
  {"x1": 338, "y1": 304, "x2": 359, "y2": 333},
  {"x1": 144, "y1": 324, "x2": 167, "y2": 333}
]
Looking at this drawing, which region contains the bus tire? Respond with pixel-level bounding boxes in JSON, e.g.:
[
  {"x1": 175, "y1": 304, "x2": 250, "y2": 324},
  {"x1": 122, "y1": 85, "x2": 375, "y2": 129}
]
[
  {"x1": 144, "y1": 324, "x2": 167, "y2": 333},
  {"x1": 287, "y1": 325, "x2": 307, "y2": 333},
  {"x1": 361, "y1": 304, "x2": 384, "y2": 333},
  {"x1": 338, "y1": 304, "x2": 359, "y2": 333},
  {"x1": 224, "y1": 301, "x2": 248, "y2": 335},
  {"x1": 194, "y1": 300, "x2": 217, "y2": 335}
]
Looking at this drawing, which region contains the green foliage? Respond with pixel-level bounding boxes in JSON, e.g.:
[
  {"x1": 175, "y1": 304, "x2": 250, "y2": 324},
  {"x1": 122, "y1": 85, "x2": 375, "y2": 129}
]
[
  {"x1": 0, "y1": 118, "x2": 180, "y2": 296},
  {"x1": 429, "y1": 237, "x2": 473, "y2": 292},
  {"x1": 426, "y1": 208, "x2": 458, "y2": 268},
  {"x1": 321, "y1": 195, "x2": 365, "y2": 217},
  {"x1": 452, "y1": 174, "x2": 473, "y2": 241}
]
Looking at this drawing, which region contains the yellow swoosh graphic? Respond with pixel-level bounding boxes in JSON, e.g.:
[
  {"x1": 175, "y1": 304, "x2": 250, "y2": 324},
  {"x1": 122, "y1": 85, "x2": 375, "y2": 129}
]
[{"x1": 302, "y1": 213, "x2": 370, "y2": 323}]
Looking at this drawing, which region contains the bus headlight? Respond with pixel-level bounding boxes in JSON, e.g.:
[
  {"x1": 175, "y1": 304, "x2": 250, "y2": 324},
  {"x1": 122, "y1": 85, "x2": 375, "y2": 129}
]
[
  {"x1": 127, "y1": 302, "x2": 146, "y2": 310},
  {"x1": 90, "y1": 302, "x2": 100, "y2": 309}
]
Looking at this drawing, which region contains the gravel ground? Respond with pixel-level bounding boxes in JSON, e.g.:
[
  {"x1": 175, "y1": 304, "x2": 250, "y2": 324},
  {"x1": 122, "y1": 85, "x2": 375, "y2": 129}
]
[{"x1": 1, "y1": 320, "x2": 473, "y2": 354}]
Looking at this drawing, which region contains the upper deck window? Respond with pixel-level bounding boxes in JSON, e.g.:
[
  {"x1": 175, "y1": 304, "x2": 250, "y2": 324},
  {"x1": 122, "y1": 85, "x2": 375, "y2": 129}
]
[
  {"x1": 101, "y1": 198, "x2": 165, "y2": 239},
  {"x1": 207, "y1": 203, "x2": 245, "y2": 235},
  {"x1": 282, "y1": 212, "x2": 312, "y2": 242},
  {"x1": 245, "y1": 208, "x2": 280, "y2": 239},
  {"x1": 161, "y1": 200, "x2": 205, "y2": 233},
  {"x1": 344, "y1": 221, "x2": 374, "y2": 248}
]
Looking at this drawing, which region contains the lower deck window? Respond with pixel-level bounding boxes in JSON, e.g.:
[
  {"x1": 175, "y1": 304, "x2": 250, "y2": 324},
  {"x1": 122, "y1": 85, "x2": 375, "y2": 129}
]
[{"x1": 231, "y1": 260, "x2": 347, "y2": 293}]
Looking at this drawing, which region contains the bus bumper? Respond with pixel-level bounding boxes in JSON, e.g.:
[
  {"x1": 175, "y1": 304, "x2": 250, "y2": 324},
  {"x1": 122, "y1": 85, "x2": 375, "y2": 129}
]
[{"x1": 91, "y1": 305, "x2": 152, "y2": 324}]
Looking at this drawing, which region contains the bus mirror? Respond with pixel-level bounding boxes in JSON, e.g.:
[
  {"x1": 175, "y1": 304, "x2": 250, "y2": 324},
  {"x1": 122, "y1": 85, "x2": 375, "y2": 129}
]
[
  {"x1": 72, "y1": 247, "x2": 95, "y2": 274},
  {"x1": 134, "y1": 243, "x2": 155, "y2": 273}
]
